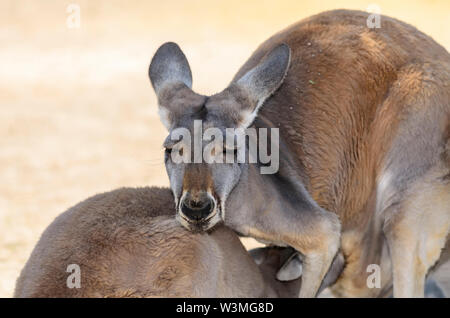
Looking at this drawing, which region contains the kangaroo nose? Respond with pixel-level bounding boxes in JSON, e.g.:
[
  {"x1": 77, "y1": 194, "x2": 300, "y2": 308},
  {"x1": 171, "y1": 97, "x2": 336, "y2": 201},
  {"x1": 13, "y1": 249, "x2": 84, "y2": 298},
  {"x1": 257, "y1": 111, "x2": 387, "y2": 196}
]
[{"x1": 181, "y1": 193, "x2": 215, "y2": 222}]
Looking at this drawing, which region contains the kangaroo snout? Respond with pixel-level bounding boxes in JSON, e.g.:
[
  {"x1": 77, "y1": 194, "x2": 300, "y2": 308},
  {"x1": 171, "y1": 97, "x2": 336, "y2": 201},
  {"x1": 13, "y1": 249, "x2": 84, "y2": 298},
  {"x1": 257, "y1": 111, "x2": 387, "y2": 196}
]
[{"x1": 180, "y1": 191, "x2": 215, "y2": 222}]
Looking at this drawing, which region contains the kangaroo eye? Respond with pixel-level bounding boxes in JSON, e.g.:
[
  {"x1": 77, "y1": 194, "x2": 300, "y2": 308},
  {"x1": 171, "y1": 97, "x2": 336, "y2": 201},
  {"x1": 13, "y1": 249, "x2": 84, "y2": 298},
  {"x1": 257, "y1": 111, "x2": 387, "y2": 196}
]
[
  {"x1": 164, "y1": 148, "x2": 171, "y2": 162},
  {"x1": 167, "y1": 146, "x2": 184, "y2": 157}
]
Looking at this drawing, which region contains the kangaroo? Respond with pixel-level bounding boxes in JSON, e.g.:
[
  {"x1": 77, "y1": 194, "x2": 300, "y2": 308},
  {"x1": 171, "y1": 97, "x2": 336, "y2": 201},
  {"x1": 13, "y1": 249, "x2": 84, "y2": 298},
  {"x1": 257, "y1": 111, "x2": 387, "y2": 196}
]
[
  {"x1": 14, "y1": 187, "x2": 343, "y2": 298},
  {"x1": 148, "y1": 9, "x2": 450, "y2": 297}
]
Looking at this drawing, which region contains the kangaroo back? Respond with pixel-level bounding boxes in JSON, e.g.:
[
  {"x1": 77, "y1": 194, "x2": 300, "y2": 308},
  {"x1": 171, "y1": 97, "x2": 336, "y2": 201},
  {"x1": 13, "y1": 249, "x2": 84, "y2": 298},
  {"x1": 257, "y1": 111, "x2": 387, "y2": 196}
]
[{"x1": 14, "y1": 187, "x2": 278, "y2": 297}]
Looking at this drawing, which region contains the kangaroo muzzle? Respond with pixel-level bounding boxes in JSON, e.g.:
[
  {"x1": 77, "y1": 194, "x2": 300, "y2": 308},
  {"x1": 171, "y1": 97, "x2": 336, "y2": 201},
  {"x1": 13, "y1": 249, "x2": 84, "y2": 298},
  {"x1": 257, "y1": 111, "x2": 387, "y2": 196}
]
[{"x1": 180, "y1": 191, "x2": 216, "y2": 222}]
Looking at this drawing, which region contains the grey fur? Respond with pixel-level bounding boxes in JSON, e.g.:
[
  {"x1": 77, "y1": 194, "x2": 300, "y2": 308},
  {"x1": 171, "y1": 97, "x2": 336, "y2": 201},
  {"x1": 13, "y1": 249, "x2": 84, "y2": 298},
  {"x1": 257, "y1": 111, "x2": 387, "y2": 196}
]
[{"x1": 149, "y1": 42, "x2": 193, "y2": 95}]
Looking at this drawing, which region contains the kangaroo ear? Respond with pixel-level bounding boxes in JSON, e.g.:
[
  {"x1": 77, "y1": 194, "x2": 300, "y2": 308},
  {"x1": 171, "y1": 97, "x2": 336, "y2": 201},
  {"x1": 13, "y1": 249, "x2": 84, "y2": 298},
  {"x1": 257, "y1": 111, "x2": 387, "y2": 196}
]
[
  {"x1": 149, "y1": 42, "x2": 205, "y2": 130},
  {"x1": 234, "y1": 43, "x2": 291, "y2": 128},
  {"x1": 149, "y1": 42, "x2": 192, "y2": 95},
  {"x1": 276, "y1": 253, "x2": 303, "y2": 281}
]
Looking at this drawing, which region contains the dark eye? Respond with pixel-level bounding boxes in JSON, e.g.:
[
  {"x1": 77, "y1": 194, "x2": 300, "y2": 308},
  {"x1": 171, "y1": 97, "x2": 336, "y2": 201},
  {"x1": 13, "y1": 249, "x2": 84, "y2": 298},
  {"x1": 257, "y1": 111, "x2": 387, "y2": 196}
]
[{"x1": 164, "y1": 147, "x2": 172, "y2": 161}]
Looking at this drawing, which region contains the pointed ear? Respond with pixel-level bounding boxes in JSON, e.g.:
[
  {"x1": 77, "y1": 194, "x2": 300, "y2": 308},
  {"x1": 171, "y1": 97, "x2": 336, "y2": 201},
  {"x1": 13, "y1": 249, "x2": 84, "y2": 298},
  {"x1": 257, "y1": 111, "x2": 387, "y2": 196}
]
[
  {"x1": 149, "y1": 42, "x2": 192, "y2": 95},
  {"x1": 234, "y1": 43, "x2": 291, "y2": 128},
  {"x1": 148, "y1": 42, "x2": 205, "y2": 130},
  {"x1": 276, "y1": 253, "x2": 303, "y2": 281}
]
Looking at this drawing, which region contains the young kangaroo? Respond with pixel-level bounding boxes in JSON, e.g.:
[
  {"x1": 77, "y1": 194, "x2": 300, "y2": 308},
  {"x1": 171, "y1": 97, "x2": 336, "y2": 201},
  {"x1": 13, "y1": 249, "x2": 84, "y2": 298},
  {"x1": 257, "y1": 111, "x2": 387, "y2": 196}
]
[{"x1": 15, "y1": 187, "x2": 342, "y2": 297}]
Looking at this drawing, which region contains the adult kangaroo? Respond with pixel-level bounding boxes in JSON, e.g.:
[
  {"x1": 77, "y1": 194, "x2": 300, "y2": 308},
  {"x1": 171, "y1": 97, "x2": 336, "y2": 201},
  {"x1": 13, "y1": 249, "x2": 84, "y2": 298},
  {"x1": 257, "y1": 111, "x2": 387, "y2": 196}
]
[{"x1": 148, "y1": 9, "x2": 450, "y2": 297}]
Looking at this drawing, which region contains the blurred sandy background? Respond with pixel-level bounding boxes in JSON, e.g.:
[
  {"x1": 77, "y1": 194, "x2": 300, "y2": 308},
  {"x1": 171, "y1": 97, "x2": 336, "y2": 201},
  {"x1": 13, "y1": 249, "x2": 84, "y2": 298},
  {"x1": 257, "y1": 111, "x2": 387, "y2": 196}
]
[{"x1": 0, "y1": 0, "x2": 449, "y2": 297}]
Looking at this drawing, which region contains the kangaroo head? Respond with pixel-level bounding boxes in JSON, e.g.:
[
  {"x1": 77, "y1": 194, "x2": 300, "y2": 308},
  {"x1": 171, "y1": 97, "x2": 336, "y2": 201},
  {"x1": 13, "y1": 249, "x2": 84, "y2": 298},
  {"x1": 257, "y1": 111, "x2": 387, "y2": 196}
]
[{"x1": 148, "y1": 42, "x2": 290, "y2": 232}]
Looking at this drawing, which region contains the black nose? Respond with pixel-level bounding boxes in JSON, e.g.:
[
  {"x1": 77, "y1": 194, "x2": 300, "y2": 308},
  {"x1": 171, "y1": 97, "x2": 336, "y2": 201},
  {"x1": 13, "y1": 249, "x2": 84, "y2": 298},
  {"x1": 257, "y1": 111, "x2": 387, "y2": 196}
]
[{"x1": 181, "y1": 193, "x2": 215, "y2": 221}]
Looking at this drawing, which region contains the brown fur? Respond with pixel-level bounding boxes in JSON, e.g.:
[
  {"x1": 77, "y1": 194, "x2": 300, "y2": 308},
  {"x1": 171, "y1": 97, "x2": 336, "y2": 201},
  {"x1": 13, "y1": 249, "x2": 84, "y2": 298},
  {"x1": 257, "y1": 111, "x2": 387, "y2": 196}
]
[
  {"x1": 14, "y1": 187, "x2": 302, "y2": 297},
  {"x1": 149, "y1": 9, "x2": 450, "y2": 297},
  {"x1": 230, "y1": 10, "x2": 450, "y2": 297},
  {"x1": 156, "y1": 10, "x2": 449, "y2": 297},
  {"x1": 234, "y1": 10, "x2": 448, "y2": 221},
  {"x1": 183, "y1": 163, "x2": 214, "y2": 196}
]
